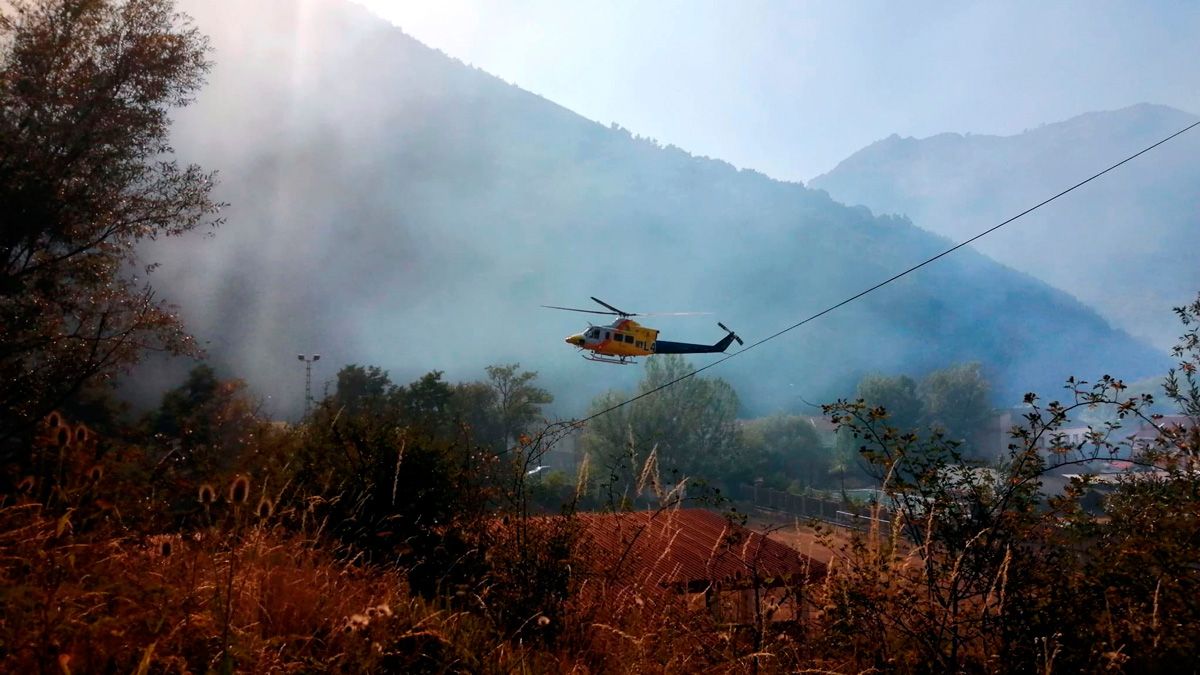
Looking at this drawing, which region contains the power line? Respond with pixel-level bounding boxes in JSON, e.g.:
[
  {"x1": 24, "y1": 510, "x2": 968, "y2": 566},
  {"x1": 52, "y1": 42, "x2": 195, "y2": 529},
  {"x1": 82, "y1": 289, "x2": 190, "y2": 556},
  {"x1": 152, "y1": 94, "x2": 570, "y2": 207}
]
[{"x1": 574, "y1": 118, "x2": 1200, "y2": 426}]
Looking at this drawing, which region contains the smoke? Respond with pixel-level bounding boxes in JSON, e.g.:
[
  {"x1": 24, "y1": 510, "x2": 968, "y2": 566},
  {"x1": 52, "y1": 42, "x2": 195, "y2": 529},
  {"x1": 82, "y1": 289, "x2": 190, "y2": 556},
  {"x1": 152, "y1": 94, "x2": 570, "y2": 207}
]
[{"x1": 129, "y1": 0, "x2": 1168, "y2": 420}]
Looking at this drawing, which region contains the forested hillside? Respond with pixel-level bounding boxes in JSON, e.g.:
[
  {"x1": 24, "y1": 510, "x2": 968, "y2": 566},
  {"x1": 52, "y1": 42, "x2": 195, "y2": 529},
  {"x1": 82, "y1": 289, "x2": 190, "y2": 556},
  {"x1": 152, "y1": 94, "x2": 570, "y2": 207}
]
[
  {"x1": 811, "y1": 103, "x2": 1200, "y2": 350},
  {"x1": 146, "y1": 0, "x2": 1166, "y2": 416}
]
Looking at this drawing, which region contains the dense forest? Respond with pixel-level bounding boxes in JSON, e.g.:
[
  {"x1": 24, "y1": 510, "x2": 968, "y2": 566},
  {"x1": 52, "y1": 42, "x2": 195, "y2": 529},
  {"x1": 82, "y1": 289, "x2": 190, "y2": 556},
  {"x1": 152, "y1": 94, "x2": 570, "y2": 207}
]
[{"x1": 3, "y1": 1, "x2": 1200, "y2": 673}]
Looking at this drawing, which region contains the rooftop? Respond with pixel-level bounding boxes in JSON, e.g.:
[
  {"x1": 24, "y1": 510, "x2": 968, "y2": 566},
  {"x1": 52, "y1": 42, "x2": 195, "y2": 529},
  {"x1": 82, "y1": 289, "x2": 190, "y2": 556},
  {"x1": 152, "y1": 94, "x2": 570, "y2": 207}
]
[{"x1": 572, "y1": 508, "x2": 826, "y2": 593}]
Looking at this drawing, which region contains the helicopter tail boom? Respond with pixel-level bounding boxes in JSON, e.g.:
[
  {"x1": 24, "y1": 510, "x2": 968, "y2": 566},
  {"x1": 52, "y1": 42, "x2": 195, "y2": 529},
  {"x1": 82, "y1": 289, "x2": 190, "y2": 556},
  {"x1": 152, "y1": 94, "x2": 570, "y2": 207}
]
[{"x1": 653, "y1": 324, "x2": 742, "y2": 355}]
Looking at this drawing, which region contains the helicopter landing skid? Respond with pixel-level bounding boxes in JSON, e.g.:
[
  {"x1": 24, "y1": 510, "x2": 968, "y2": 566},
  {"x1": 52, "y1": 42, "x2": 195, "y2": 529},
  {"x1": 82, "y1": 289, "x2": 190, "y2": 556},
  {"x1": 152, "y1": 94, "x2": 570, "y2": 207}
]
[{"x1": 582, "y1": 353, "x2": 637, "y2": 365}]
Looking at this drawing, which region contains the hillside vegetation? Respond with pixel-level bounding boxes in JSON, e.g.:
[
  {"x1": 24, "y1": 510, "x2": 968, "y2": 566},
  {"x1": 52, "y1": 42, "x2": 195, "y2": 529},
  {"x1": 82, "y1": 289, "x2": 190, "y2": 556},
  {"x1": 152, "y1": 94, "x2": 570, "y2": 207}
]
[
  {"x1": 139, "y1": 0, "x2": 1166, "y2": 417},
  {"x1": 811, "y1": 103, "x2": 1200, "y2": 350}
]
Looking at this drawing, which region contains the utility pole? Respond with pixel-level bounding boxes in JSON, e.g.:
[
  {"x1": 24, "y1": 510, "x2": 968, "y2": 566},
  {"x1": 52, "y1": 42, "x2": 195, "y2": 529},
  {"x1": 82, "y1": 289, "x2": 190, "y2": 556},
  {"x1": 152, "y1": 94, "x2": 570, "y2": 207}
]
[{"x1": 297, "y1": 353, "x2": 320, "y2": 418}]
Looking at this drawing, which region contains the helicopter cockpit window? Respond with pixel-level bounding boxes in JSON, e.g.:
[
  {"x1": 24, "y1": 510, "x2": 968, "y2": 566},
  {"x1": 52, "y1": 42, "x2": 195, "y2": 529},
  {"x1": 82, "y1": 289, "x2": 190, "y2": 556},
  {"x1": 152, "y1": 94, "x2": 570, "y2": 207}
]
[{"x1": 586, "y1": 328, "x2": 599, "y2": 339}]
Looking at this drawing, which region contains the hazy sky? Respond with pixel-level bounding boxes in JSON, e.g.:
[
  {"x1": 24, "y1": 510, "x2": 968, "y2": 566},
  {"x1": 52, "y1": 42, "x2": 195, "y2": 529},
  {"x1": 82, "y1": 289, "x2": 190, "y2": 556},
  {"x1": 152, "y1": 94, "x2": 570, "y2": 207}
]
[{"x1": 352, "y1": 0, "x2": 1200, "y2": 182}]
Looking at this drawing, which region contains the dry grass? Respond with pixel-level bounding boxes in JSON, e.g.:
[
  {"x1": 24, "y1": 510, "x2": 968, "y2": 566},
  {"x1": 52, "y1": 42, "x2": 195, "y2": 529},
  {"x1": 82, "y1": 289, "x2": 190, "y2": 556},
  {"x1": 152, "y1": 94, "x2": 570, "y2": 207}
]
[
  {"x1": 0, "y1": 500, "x2": 566, "y2": 673},
  {"x1": 1, "y1": 505, "x2": 396, "y2": 671},
  {"x1": 8, "y1": 409, "x2": 1196, "y2": 674}
]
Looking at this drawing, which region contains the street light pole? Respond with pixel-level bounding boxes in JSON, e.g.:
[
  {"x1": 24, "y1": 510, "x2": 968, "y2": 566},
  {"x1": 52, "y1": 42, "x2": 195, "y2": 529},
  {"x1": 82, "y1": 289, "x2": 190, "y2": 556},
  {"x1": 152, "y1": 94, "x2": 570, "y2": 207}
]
[{"x1": 297, "y1": 354, "x2": 320, "y2": 418}]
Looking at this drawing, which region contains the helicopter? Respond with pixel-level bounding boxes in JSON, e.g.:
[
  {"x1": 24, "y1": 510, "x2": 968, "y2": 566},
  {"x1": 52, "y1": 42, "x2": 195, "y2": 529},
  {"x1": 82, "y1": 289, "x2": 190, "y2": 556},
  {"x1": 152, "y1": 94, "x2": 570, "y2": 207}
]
[{"x1": 543, "y1": 297, "x2": 743, "y2": 365}]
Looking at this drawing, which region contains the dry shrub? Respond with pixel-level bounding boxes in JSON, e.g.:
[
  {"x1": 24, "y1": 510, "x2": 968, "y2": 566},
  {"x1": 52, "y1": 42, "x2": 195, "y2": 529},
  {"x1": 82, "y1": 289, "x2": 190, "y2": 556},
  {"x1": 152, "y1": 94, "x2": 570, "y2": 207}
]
[
  {"x1": 0, "y1": 501, "x2": 512, "y2": 673},
  {"x1": 0, "y1": 495, "x2": 597, "y2": 673}
]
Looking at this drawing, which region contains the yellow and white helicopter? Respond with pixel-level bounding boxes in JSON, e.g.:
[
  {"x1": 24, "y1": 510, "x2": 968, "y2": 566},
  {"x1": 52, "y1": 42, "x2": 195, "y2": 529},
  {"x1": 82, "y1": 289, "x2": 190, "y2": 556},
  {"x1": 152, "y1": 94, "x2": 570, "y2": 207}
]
[{"x1": 544, "y1": 297, "x2": 743, "y2": 365}]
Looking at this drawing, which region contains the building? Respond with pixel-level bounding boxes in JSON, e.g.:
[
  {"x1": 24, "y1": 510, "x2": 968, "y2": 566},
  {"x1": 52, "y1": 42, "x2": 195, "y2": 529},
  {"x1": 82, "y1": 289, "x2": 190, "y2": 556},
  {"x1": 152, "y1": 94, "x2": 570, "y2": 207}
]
[{"x1": 570, "y1": 508, "x2": 826, "y2": 624}]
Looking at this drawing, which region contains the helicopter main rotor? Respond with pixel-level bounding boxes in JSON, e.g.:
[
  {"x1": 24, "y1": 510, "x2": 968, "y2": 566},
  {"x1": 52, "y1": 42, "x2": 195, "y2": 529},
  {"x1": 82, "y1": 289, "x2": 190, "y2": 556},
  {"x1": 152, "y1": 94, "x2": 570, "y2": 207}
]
[{"x1": 541, "y1": 297, "x2": 709, "y2": 319}]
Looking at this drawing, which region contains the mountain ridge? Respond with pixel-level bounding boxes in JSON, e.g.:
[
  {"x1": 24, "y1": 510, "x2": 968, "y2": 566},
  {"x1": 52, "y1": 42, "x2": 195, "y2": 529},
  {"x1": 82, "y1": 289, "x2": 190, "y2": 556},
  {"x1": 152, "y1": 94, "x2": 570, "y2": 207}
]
[
  {"x1": 811, "y1": 103, "x2": 1200, "y2": 350},
  {"x1": 138, "y1": 0, "x2": 1168, "y2": 417}
]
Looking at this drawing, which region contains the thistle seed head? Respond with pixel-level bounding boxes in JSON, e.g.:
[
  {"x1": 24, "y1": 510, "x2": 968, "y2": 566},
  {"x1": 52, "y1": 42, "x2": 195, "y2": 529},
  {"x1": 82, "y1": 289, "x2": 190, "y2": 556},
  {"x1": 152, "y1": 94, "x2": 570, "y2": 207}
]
[
  {"x1": 228, "y1": 475, "x2": 250, "y2": 504},
  {"x1": 197, "y1": 483, "x2": 217, "y2": 505},
  {"x1": 255, "y1": 496, "x2": 274, "y2": 519}
]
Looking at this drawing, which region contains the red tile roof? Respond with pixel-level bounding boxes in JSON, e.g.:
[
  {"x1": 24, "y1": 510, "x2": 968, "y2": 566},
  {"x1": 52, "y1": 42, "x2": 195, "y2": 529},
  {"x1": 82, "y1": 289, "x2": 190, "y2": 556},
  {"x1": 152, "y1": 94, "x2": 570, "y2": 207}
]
[{"x1": 572, "y1": 508, "x2": 825, "y2": 593}]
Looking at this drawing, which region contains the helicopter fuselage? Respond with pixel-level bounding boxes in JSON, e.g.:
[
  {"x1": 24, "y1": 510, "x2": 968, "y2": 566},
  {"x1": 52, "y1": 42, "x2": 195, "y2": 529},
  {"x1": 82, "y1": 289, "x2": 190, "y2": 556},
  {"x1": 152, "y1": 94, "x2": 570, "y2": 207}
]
[
  {"x1": 550, "y1": 297, "x2": 741, "y2": 364},
  {"x1": 565, "y1": 318, "x2": 658, "y2": 358},
  {"x1": 564, "y1": 318, "x2": 740, "y2": 364}
]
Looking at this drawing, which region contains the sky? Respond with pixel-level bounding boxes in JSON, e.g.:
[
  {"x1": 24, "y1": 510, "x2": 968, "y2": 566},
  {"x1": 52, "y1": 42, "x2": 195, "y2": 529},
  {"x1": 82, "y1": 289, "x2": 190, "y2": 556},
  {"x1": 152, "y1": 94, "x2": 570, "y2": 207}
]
[{"x1": 352, "y1": 0, "x2": 1200, "y2": 183}]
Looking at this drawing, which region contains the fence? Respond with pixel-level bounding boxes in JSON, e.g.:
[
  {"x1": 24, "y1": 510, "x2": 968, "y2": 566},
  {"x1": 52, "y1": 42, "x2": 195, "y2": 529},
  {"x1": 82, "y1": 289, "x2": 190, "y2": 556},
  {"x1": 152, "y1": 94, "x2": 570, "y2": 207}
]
[{"x1": 739, "y1": 484, "x2": 893, "y2": 530}]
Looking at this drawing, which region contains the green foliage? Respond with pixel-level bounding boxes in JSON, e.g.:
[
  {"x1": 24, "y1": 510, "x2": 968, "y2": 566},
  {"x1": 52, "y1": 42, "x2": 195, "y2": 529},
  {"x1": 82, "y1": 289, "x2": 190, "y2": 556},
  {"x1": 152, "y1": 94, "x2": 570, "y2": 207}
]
[
  {"x1": 290, "y1": 364, "x2": 553, "y2": 598},
  {"x1": 820, "y1": 375, "x2": 1130, "y2": 671},
  {"x1": 60, "y1": 379, "x2": 131, "y2": 436},
  {"x1": 857, "y1": 373, "x2": 922, "y2": 431},
  {"x1": 831, "y1": 372, "x2": 928, "y2": 489},
  {"x1": 451, "y1": 381, "x2": 503, "y2": 450},
  {"x1": 0, "y1": 0, "x2": 222, "y2": 445},
  {"x1": 3, "y1": 9, "x2": 1199, "y2": 666},
  {"x1": 145, "y1": 364, "x2": 261, "y2": 478},
  {"x1": 841, "y1": 363, "x2": 994, "y2": 464},
  {"x1": 484, "y1": 363, "x2": 554, "y2": 449},
  {"x1": 330, "y1": 364, "x2": 393, "y2": 414},
  {"x1": 917, "y1": 362, "x2": 992, "y2": 445},
  {"x1": 581, "y1": 355, "x2": 744, "y2": 499},
  {"x1": 812, "y1": 294, "x2": 1200, "y2": 672},
  {"x1": 1165, "y1": 293, "x2": 1200, "y2": 418},
  {"x1": 739, "y1": 414, "x2": 827, "y2": 489},
  {"x1": 298, "y1": 368, "x2": 490, "y2": 577}
]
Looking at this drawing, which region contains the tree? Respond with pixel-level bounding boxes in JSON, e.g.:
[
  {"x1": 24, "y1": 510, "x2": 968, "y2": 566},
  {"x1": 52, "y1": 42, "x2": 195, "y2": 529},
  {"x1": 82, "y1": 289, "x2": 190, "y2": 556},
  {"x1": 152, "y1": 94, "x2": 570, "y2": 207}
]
[
  {"x1": 299, "y1": 367, "x2": 496, "y2": 591},
  {"x1": 810, "y1": 294, "x2": 1200, "y2": 671},
  {"x1": 918, "y1": 362, "x2": 992, "y2": 449},
  {"x1": 0, "y1": 0, "x2": 221, "y2": 446},
  {"x1": 821, "y1": 372, "x2": 1141, "y2": 671},
  {"x1": 581, "y1": 355, "x2": 744, "y2": 499},
  {"x1": 451, "y1": 380, "x2": 503, "y2": 450},
  {"x1": 395, "y1": 370, "x2": 456, "y2": 439},
  {"x1": 330, "y1": 364, "x2": 393, "y2": 414},
  {"x1": 484, "y1": 363, "x2": 552, "y2": 449},
  {"x1": 740, "y1": 414, "x2": 827, "y2": 489},
  {"x1": 857, "y1": 373, "x2": 922, "y2": 431},
  {"x1": 145, "y1": 363, "x2": 259, "y2": 479}
]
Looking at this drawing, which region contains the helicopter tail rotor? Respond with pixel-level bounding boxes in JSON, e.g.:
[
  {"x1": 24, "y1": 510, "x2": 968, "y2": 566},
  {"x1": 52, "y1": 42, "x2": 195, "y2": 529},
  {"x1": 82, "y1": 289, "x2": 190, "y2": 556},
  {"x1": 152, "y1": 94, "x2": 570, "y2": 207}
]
[{"x1": 718, "y1": 322, "x2": 744, "y2": 346}]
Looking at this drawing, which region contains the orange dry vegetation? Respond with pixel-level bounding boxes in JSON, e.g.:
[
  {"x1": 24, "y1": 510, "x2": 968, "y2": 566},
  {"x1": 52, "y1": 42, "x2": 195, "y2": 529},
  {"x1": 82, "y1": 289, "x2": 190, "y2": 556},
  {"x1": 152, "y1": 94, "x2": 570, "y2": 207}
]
[
  {"x1": 0, "y1": 505, "x2": 420, "y2": 672},
  {"x1": 0, "y1": 502, "x2": 822, "y2": 674}
]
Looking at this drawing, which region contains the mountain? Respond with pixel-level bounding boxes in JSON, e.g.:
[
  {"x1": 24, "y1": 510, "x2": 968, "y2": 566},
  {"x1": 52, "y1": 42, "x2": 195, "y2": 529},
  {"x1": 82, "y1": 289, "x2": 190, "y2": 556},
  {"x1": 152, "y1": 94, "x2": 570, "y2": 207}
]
[
  {"x1": 810, "y1": 104, "x2": 1200, "y2": 351},
  {"x1": 139, "y1": 0, "x2": 1167, "y2": 418}
]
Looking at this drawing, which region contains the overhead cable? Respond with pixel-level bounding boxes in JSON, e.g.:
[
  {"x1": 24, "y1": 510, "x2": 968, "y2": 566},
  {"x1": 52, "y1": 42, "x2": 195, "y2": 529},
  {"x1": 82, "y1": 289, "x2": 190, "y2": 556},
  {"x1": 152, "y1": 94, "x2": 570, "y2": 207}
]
[{"x1": 574, "y1": 118, "x2": 1200, "y2": 425}]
